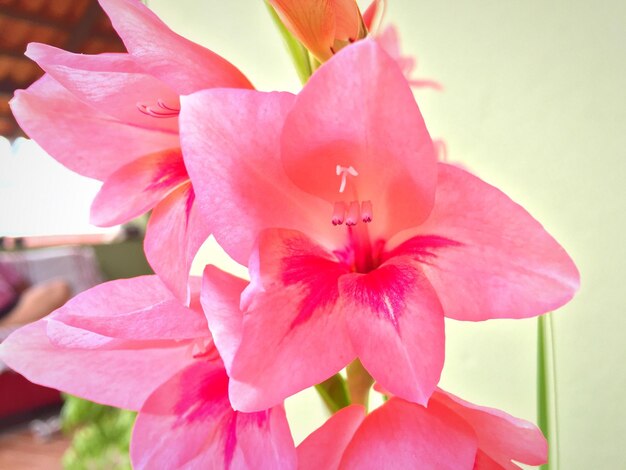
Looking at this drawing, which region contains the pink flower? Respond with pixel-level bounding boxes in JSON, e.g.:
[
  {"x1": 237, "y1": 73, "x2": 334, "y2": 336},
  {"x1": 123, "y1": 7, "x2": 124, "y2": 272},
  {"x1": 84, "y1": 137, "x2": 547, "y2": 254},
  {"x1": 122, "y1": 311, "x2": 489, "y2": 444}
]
[
  {"x1": 10, "y1": 0, "x2": 253, "y2": 303},
  {"x1": 298, "y1": 391, "x2": 547, "y2": 469},
  {"x1": 0, "y1": 275, "x2": 296, "y2": 469},
  {"x1": 182, "y1": 40, "x2": 579, "y2": 411}
]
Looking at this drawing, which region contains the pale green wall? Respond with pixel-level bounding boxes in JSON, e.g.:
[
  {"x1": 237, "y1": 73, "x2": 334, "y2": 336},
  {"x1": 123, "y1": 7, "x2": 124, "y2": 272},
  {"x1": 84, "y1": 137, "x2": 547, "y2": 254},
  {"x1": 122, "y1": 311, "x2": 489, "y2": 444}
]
[{"x1": 151, "y1": 1, "x2": 626, "y2": 468}]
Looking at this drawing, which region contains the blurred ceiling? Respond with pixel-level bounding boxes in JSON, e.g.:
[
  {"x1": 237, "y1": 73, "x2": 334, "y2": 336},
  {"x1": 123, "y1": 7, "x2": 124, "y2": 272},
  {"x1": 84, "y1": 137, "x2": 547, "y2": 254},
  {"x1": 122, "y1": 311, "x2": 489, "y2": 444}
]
[{"x1": 0, "y1": 0, "x2": 125, "y2": 139}]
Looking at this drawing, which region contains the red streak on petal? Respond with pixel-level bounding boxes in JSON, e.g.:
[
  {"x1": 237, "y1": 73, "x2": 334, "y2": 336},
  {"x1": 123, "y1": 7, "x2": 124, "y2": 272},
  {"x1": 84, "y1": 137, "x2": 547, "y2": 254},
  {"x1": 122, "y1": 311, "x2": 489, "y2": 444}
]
[
  {"x1": 283, "y1": 255, "x2": 347, "y2": 329},
  {"x1": 173, "y1": 366, "x2": 229, "y2": 426},
  {"x1": 344, "y1": 264, "x2": 417, "y2": 331},
  {"x1": 279, "y1": 238, "x2": 348, "y2": 329},
  {"x1": 223, "y1": 414, "x2": 237, "y2": 470},
  {"x1": 144, "y1": 151, "x2": 188, "y2": 193},
  {"x1": 384, "y1": 234, "x2": 462, "y2": 265}
]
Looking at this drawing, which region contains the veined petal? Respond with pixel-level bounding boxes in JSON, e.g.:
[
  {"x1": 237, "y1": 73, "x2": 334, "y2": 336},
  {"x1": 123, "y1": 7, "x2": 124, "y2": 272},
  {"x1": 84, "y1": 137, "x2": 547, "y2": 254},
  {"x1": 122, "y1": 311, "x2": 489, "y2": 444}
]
[
  {"x1": 10, "y1": 75, "x2": 179, "y2": 180},
  {"x1": 90, "y1": 148, "x2": 188, "y2": 226},
  {"x1": 339, "y1": 260, "x2": 444, "y2": 406},
  {"x1": 339, "y1": 397, "x2": 477, "y2": 469},
  {"x1": 269, "y1": 0, "x2": 336, "y2": 61},
  {"x1": 25, "y1": 43, "x2": 179, "y2": 134},
  {"x1": 297, "y1": 405, "x2": 365, "y2": 470},
  {"x1": 388, "y1": 163, "x2": 580, "y2": 321},
  {"x1": 331, "y1": 0, "x2": 363, "y2": 41},
  {"x1": 131, "y1": 361, "x2": 296, "y2": 469},
  {"x1": 201, "y1": 265, "x2": 248, "y2": 373},
  {"x1": 0, "y1": 321, "x2": 192, "y2": 411},
  {"x1": 281, "y1": 40, "x2": 437, "y2": 240},
  {"x1": 50, "y1": 275, "x2": 208, "y2": 341},
  {"x1": 145, "y1": 182, "x2": 210, "y2": 303},
  {"x1": 181, "y1": 89, "x2": 340, "y2": 266},
  {"x1": 432, "y1": 390, "x2": 547, "y2": 469},
  {"x1": 228, "y1": 229, "x2": 355, "y2": 412},
  {"x1": 99, "y1": 0, "x2": 253, "y2": 94}
]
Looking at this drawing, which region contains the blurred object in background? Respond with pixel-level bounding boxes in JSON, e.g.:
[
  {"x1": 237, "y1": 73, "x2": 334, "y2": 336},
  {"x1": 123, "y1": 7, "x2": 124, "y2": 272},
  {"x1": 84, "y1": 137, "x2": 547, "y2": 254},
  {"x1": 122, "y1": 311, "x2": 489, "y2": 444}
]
[
  {"x1": 0, "y1": 1, "x2": 147, "y2": 467},
  {"x1": 61, "y1": 396, "x2": 134, "y2": 470},
  {"x1": 0, "y1": 0, "x2": 125, "y2": 139},
  {"x1": 0, "y1": 241, "x2": 152, "y2": 468},
  {"x1": 0, "y1": 245, "x2": 103, "y2": 428}
]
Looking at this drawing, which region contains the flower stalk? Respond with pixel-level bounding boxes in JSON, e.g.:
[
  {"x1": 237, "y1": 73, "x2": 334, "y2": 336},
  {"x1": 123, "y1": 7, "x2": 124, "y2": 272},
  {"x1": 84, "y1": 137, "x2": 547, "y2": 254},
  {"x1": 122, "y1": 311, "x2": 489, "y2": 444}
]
[
  {"x1": 346, "y1": 359, "x2": 374, "y2": 408},
  {"x1": 537, "y1": 313, "x2": 560, "y2": 470}
]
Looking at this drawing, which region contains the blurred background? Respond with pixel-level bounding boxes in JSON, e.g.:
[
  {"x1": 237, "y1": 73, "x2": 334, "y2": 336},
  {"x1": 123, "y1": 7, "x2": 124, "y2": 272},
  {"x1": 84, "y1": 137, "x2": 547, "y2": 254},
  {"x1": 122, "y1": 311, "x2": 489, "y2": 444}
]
[{"x1": 0, "y1": 0, "x2": 624, "y2": 468}]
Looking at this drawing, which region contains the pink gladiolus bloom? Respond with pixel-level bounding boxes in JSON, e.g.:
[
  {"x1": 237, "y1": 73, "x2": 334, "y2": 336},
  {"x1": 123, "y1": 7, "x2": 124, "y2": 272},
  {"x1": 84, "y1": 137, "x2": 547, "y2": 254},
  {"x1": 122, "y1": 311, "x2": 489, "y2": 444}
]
[
  {"x1": 297, "y1": 392, "x2": 547, "y2": 469},
  {"x1": 10, "y1": 0, "x2": 253, "y2": 303},
  {"x1": 182, "y1": 40, "x2": 579, "y2": 411},
  {"x1": 0, "y1": 275, "x2": 296, "y2": 469}
]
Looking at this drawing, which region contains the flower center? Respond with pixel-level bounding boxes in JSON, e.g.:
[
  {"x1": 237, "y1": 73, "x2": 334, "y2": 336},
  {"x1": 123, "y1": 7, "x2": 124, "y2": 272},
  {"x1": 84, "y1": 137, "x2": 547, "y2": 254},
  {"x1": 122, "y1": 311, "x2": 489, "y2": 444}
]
[
  {"x1": 137, "y1": 99, "x2": 180, "y2": 118},
  {"x1": 331, "y1": 165, "x2": 373, "y2": 226}
]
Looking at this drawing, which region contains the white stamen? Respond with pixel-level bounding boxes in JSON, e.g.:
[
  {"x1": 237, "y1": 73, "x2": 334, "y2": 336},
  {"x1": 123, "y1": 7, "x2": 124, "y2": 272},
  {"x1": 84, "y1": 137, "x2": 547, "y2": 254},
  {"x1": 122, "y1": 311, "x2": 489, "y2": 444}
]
[{"x1": 336, "y1": 165, "x2": 358, "y2": 193}]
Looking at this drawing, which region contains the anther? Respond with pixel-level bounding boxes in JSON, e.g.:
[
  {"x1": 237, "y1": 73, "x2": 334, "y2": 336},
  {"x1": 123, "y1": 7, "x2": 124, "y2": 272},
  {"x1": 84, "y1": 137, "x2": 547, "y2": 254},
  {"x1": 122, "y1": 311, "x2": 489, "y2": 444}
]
[
  {"x1": 137, "y1": 100, "x2": 180, "y2": 118},
  {"x1": 361, "y1": 200, "x2": 373, "y2": 223},
  {"x1": 332, "y1": 202, "x2": 347, "y2": 225},
  {"x1": 336, "y1": 165, "x2": 358, "y2": 193},
  {"x1": 346, "y1": 201, "x2": 360, "y2": 226}
]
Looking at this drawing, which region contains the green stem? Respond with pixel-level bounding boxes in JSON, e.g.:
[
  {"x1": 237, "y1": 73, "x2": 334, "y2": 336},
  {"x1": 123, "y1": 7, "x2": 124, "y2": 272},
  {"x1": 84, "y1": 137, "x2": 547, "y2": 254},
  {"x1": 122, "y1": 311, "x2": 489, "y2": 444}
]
[
  {"x1": 537, "y1": 313, "x2": 559, "y2": 470},
  {"x1": 346, "y1": 359, "x2": 374, "y2": 409},
  {"x1": 315, "y1": 374, "x2": 351, "y2": 414},
  {"x1": 264, "y1": 2, "x2": 312, "y2": 84}
]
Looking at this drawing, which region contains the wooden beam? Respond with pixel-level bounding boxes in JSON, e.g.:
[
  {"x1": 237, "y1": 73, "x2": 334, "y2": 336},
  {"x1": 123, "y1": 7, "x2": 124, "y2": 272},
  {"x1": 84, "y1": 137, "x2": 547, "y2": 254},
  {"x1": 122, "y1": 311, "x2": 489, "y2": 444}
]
[
  {"x1": 0, "y1": 50, "x2": 29, "y2": 60},
  {"x1": 0, "y1": 5, "x2": 74, "y2": 30},
  {"x1": 65, "y1": 0, "x2": 101, "y2": 51}
]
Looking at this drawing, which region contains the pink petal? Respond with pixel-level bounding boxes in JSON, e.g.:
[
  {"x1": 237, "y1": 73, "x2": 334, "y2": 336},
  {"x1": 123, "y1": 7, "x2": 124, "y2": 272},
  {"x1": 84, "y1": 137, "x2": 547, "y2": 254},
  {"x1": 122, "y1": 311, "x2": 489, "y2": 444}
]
[
  {"x1": 180, "y1": 89, "x2": 340, "y2": 266},
  {"x1": 25, "y1": 43, "x2": 179, "y2": 134},
  {"x1": 474, "y1": 450, "x2": 505, "y2": 469},
  {"x1": 132, "y1": 361, "x2": 296, "y2": 469},
  {"x1": 228, "y1": 229, "x2": 355, "y2": 412},
  {"x1": 281, "y1": 40, "x2": 437, "y2": 240},
  {"x1": 433, "y1": 390, "x2": 548, "y2": 468},
  {"x1": 51, "y1": 275, "x2": 208, "y2": 341},
  {"x1": 201, "y1": 265, "x2": 248, "y2": 373},
  {"x1": 0, "y1": 321, "x2": 192, "y2": 410},
  {"x1": 388, "y1": 163, "x2": 580, "y2": 321},
  {"x1": 297, "y1": 405, "x2": 365, "y2": 470},
  {"x1": 268, "y1": 0, "x2": 336, "y2": 61},
  {"x1": 339, "y1": 260, "x2": 445, "y2": 406},
  {"x1": 10, "y1": 75, "x2": 179, "y2": 180},
  {"x1": 99, "y1": 0, "x2": 253, "y2": 94},
  {"x1": 144, "y1": 182, "x2": 211, "y2": 303},
  {"x1": 90, "y1": 148, "x2": 188, "y2": 226},
  {"x1": 339, "y1": 397, "x2": 477, "y2": 469},
  {"x1": 233, "y1": 409, "x2": 296, "y2": 470},
  {"x1": 374, "y1": 26, "x2": 443, "y2": 90}
]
